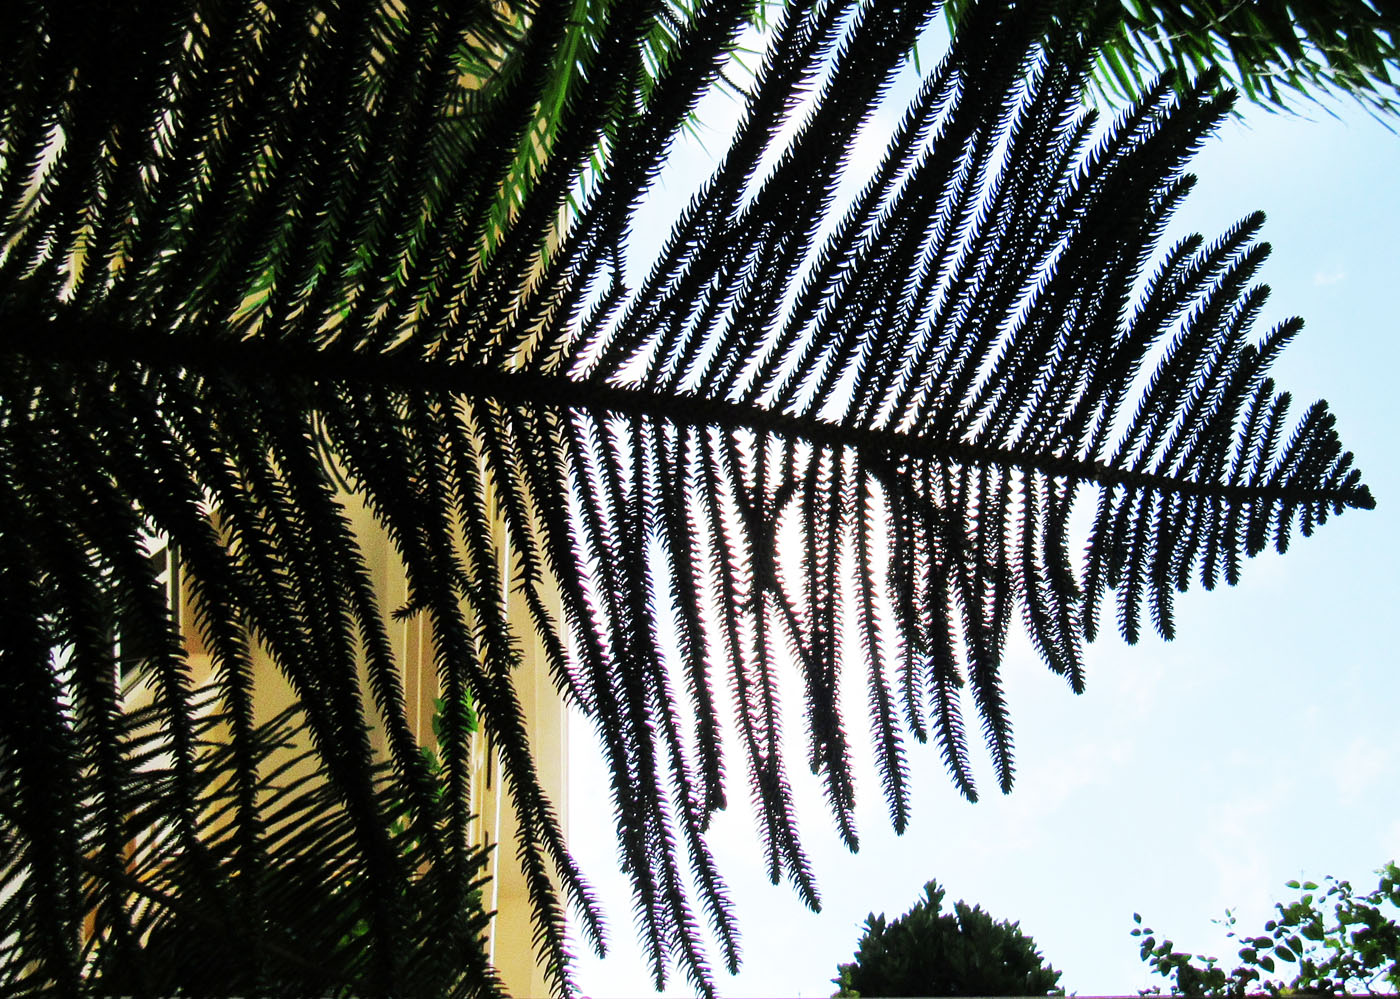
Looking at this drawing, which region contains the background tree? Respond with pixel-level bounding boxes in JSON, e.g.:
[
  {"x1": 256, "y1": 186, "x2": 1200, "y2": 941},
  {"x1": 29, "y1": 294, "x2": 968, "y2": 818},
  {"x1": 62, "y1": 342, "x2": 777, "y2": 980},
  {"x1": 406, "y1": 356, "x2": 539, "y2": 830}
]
[
  {"x1": 945, "y1": 0, "x2": 1400, "y2": 118},
  {"x1": 0, "y1": 0, "x2": 1377, "y2": 995},
  {"x1": 1135, "y1": 863, "x2": 1400, "y2": 996},
  {"x1": 833, "y1": 880, "x2": 1063, "y2": 997}
]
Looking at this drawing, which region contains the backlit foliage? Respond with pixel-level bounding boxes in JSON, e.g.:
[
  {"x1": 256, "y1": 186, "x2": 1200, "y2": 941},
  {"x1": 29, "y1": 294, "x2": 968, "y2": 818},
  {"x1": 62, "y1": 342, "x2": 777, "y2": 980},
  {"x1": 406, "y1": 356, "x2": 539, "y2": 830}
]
[{"x1": 0, "y1": 0, "x2": 1373, "y2": 994}]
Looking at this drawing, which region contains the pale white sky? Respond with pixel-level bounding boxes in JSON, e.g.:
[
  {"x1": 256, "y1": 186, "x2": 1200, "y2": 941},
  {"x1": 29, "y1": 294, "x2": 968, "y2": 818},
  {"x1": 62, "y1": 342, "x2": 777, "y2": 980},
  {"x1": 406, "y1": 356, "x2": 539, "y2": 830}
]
[{"x1": 568, "y1": 24, "x2": 1400, "y2": 997}]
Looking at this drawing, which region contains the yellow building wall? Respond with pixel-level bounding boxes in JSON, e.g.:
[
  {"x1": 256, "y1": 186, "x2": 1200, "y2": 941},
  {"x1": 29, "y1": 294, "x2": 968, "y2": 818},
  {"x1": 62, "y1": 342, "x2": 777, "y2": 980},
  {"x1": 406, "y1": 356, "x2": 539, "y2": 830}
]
[
  {"x1": 128, "y1": 487, "x2": 568, "y2": 998},
  {"x1": 328, "y1": 491, "x2": 571, "y2": 999}
]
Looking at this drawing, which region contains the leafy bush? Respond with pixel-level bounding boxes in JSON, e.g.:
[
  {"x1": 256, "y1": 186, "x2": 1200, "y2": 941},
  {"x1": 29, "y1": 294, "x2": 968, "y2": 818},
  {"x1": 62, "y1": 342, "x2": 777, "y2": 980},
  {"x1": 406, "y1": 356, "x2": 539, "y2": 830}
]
[
  {"x1": 1135, "y1": 863, "x2": 1400, "y2": 996},
  {"x1": 833, "y1": 880, "x2": 1063, "y2": 997}
]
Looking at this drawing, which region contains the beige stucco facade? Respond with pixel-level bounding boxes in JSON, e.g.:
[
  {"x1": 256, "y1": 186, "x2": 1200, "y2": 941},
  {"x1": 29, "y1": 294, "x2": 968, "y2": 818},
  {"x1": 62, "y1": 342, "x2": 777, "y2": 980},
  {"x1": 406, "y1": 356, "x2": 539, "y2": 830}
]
[
  {"x1": 339, "y1": 490, "x2": 570, "y2": 999},
  {"x1": 123, "y1": 487, "x2": 567, "y2": 998}
]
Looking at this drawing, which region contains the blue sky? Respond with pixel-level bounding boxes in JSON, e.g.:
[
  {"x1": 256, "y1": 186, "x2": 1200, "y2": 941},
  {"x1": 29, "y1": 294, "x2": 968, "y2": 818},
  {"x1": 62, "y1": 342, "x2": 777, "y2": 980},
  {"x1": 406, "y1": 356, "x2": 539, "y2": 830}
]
[{"x1": 568, "y1": 28, "x2": 1400, "y2": 997}]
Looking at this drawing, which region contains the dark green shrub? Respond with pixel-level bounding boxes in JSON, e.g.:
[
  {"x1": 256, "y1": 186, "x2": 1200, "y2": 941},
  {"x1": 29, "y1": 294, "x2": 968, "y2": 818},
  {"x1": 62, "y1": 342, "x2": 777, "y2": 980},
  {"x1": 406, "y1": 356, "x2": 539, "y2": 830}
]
[{"x1": 833, "y1": 881, "x2": 1063, "y2": 997}]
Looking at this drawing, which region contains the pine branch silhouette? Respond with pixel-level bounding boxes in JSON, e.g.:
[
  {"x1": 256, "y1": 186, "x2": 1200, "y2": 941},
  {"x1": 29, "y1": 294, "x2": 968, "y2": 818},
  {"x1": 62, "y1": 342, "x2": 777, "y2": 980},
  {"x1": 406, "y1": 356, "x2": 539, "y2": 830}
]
[{"x1": 0, "y1": 0, "x2": 1373, "y2": 994}]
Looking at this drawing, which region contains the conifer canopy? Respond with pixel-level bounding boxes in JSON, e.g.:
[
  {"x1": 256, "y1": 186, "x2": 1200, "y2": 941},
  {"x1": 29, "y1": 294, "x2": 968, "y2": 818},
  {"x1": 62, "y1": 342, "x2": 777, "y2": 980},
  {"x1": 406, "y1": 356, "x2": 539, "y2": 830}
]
[{"x1": 0, "y1": 0, "x2": 1374, "y2": 995}]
